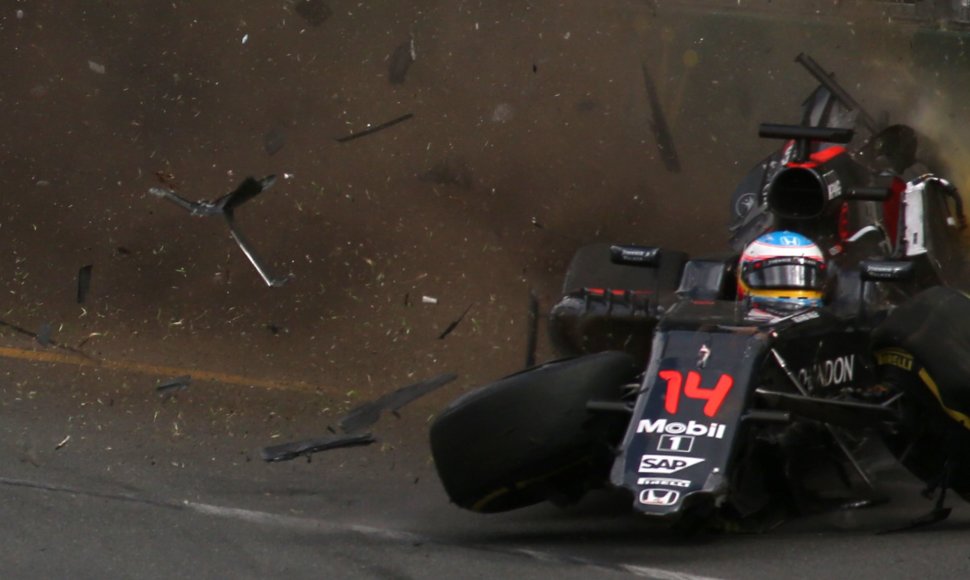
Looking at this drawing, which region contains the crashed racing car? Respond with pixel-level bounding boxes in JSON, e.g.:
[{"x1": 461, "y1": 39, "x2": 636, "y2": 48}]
[{"x1": 429, "y1": 54, "x2": 970, "y2": 530}]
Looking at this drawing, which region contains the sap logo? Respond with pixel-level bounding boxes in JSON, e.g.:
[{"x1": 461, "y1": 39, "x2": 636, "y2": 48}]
[
  {"x1": 797, "y1": 354, "x2": 855, "y2": 388},
  {"x1": 638, "y1": 454, "x2": 705, "y2": 474},
  {"x1": 639, "y1": 488, "x2": 681, "y2": 506},
  {"x1": 637, "y1": 419, "x2": 727, "y2": 439},
  {"x1": 637, "y1": 477, "x2": 692, "y2": 488}
]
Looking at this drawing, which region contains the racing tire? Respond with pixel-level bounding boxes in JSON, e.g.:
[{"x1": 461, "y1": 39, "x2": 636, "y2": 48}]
[
  {"x1": 429, "y1": 351, "x2": 638, "y2": 513},
  {"x1": 872, "y1": 286, "x2": 970, "y2": 498}
]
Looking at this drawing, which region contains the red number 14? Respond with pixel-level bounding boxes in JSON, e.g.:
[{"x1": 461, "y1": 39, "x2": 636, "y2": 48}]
[{"x1": 658, "y1": 370, "x2": 733, "y2": 418}]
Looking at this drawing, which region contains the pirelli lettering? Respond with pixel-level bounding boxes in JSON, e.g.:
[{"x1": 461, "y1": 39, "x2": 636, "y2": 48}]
[{"x1": 876, "y1": 348, "x2": 914, "y2": 372}]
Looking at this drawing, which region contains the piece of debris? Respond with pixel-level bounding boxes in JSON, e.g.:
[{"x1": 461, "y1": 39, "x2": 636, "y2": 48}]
[
  {"x1": 1, "y1": 319, "x2": 40, "y2": 340},
  {"x1": 421, "y1": 295, "x2": 438, "y2": 305},
  {"x1": 0, "y1": 319, "x2": 92, "y2": 359},
  {"x1": 438, "y1": 304, "x2": 473, "y2": 340},
  {"x1": 388, "y1": 40, "x2": 414, "y2": 84},
  {"x1": 261, "y1": 432, "x2": 374, "y2": 462},
  {"x1": 335, "y1": 113, "x2": 413, "y2": 143},
  {"x1": 526, "y1": 289, "x2": 539, "y2": 368},
  {"x1": 77, "y1": 264, "x2": 93, "y2": 304},
  {"x1": 36, "y1": 323, "x2": 52, "y2": 347},
  {"x1": 339, "y1": 373, "x2": 458, "y2": 433},
  {"x1": 88, "y1": 60, "x2": 106, "y2": 74},
  {"x1": 293, "y1": 0, "x2": 332, "y2": 26},
  {"x1": 55, "y1": 435, "x2": 71, "y2": 450},
  {"x1": 419, "y1": 157, "x2": 473, "y2": 189},
  {"x1": 640, "y1": 62, "x2": 681, "y2": 173},
  {"x1": 148, "y1": 176, "x2": 288, "y2": 287},
  {"x1": 263, "y1": 127, "x2": 286, "y2": 156},
  {"x1": 156, "y1": 375, "x2": 191, "y2": 396},
  {"x1": 76, "y1": 332, "x2": 104, "y2": 349}
]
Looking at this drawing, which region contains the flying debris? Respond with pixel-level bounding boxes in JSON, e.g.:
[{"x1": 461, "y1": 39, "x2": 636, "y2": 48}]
[
  {"x1": 77, "y1": 264, "x2": 93, "y2": 304},
  {"x1": 640, "y1": 62, "x2": 681, "y2": 173},
  {"x1": 438, "y1": 304, "x2": 473, "y2": 340},
  {"x1": 156, "y1": 375, "x2": 191, "y2": 396},
  {"x1": 339, "y1": 373, "x2": 458, "y2": 433},
  {"x1": 148, "y1": 176, "x2": 289, "y2": 287},
  {"x1": 419, "y1": 157, "x2": 473, "y2": 190},
  {"x1": 336, "y1": 113, "x2": 414, "y2": 143},
  {"x1": 293, "y1": 0, "x2": 332, "y2": 26},
  {"x1": 525, "y1": 290, "x2": 539, "y2": 368},
  {"x1": 36, "y1": 323, "x2": 52, "y2": 347},
  {"x1": 388, "y1": 39, "x2": 415, "y2": 84},
  {"x1": 0, "y1": 319, "x2": 91, "y2": 358},
  {"x1": 263, "y1": 127, "x2": 286, "y2": 156},
  {"x1": 261, "y1": 433, "x2": 375, "y2": 462}
]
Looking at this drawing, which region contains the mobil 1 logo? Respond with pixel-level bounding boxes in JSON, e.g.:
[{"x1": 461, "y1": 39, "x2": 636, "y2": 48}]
[{"x1": 657, "y1": 434, "x2": 694, "y2": 453}]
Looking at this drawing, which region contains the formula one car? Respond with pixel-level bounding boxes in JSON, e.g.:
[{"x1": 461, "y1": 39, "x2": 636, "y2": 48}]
[{"x1": 429, "y1": 54, "x2": 970, "y2": 530}]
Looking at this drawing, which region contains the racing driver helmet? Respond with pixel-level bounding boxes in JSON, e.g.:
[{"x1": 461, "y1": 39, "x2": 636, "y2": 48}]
[{"x1": 738, "y1": 230, "x2": 826, "y2": 314}]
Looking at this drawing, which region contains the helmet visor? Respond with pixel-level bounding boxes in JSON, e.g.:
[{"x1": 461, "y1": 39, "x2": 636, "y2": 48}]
[{"x1": 742, "y1": 256, "x2": 825, "y2": 290}]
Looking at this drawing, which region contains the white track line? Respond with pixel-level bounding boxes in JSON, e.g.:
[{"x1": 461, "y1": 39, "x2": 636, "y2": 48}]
[{"x1": 1, "y1": 475, "x2": 722, "y2": 580}]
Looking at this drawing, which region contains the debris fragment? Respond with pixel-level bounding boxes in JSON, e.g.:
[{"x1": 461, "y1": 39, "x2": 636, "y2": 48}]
[
  {"x1": 261, "y1": 433, "x2": 374, "y2": 462},
  {"x1": 241, "y1": 34, "x2": 249, "y2": 44},
  {"x1": 0, "y1": 319, "x2": 38, "y2": 340},
  {"x1": 293, "y1": 0, "x2": 332, "y2": 26},
  {"x1": 419, "y1": 157, "x2": 473, "y2": 189},
  {"x1": 640, "y1": 62, "x2": 681, "y2": 173},
  {"x1": 88, "y1": 60, "x2": 106, "y2": 74},
  {"x1": 36, "y1": 323, "x2": 52, "y2": 347},
  {"x1": 76, "y1": 332, "x2": 104, "y2": 349},
  {"x1": 156, "y1": 375, "x2": 191, "y2": 396},
  {"x1": 526, "y1": 290, "x2": 539, "y2": 368},
  {"x1": 77, "y1": 264, "x2": 93, "y2": 304},
  {"x1": 335, "y1": 113, "x2": 413, "y2": 143},
  {"x1": 0, "y1": 319, "x2": 91, "y2": 358},
  {"x1": 263, "y1": 127, "x2": 286, "y2": 156},
  {"x1": 148, "y1": 176, "x2": 288, "y2": 287},
  {"x1": 339, "y1": 373, "x2": 458, "y2": 433},
  {"x1": 438, "y1": 304, "x2": 473, "y2": 340},
  {"x1": 388, "y1": 40, "x2": 414, "y2": 84},
  {"x1": 55, "y1": 435, "x2": 71, "y2": 450},
  {"x1": 421, "y1": 295, "x2": 437, "y2": 305}
]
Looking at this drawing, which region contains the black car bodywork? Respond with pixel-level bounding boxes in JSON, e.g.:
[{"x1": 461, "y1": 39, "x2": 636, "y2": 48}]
[{"x1": 430, "y1": 55, "x2": 970, "y2": 529}]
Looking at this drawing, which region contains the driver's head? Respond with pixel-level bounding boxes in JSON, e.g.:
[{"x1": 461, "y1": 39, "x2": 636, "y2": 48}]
[{"x1": 738, "y1": 230, "x2": 826, "y2": 314}]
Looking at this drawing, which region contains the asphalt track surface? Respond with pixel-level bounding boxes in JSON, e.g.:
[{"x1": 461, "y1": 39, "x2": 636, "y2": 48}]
[{"x1": 4, "y1": 1, "x2": 970, "y2": 578}]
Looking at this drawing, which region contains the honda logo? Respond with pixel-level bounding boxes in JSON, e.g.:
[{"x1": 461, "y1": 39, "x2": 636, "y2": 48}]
[{"x1": 639, "y1": 488, "x2": 681, "y2": 506}]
